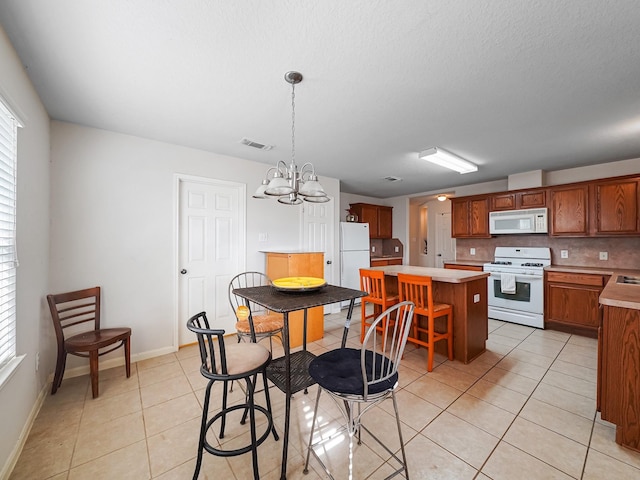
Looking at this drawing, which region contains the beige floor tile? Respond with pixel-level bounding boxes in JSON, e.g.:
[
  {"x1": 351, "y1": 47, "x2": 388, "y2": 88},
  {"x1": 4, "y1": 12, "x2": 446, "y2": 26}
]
[
  {"x1": 492, "y1": 322, "x2": 535, "y2": 340},
  {"x1": 147, "y1": 417, "x2": 201, "y2": 477},
  {"x1": 515, "y1": 337, "x2": 565, "y2": 358},
  {"x1": 556, "y1": 349, "x2": 598, "y2": 370},
  {"x1": 531, "y1": 382, "x2": 596, "y2": 419},
  {"x1": 358, "y1": 404, "x2": 418, "y2": 461},
  {"x1": 9, "y1": 436, "x2": 75, "y2": 480},
  {"x1": 137, "y1": 360, "x2": 185, "y2": 388},
  {"x1": 484, "y1": 339, "x2": 515, "y2": 356},
  {"x1": 567, "y1": 334, "x2": 598, "y2": 348},
  {"x1": 94, "y1": 370, "x2": 139, "y2": 398},
  {"x1": 175, "y1": 343, "x2": 200, "y2": 360},
  {"x1": 495, "y1": 356, "x2": 548, "y2": 381},
  {"x1": 143, "y1": 392, "x2": 201, "y2": 436},
  {"x1": 530, "y1": 328, "x2": 571, "y2": 343},
  {"x1": 487, "y1": 333, "x2": 523, "y2": 348},
  {"x1": 504, "y1": 417, "x2": 587, "y2": 478},
  {"x1": 404, "y1": 433, "x2": 478, "y2": 479},
  {"x1": 404, "y1": 375, "x2": 463, "y2": 409},
  {"x1": 24, "y1": 400, "x2": 83, "y2": 450},
  {"x1": 466, "y1": 379, "x2": 529, "y2": 415},
  {"x1": 472, "y1": 348, "x2": 504, "y2": 366},
  {"x1": 488, "y1": 319, "x2": 506, "y2": 332},
  {"x1": 542, "y1": 369, "x2": 597, "y2": 399},
  {"x1": 427, "y1": 363, "x2": 480, "y2": 390},
  {"x1": 379, "y1": 388, "x2": 443, "y2": 431},
  {"x1": 423, "y1": 411, "x2": 499, "y2": 469},
  {"x1": 589, "y1": 422, "x2": 640, "y2": 470},
  {"x1": 72, "y1": 411, "x2": 146, "y2": 467},
  {"x1": 447, "y1": 393, "x2": 516, "y2": 437},
  {"x1": 80, "y1": 388, "x2": 141, "y2": 428},
  {"x1": 561, "y1": 342, "x2": 598, "y2": 359},
  {"x1": 583, "y1": 446, "x2": 640, "y2": 479},
  {"x1": 519, "y1": 398, "x2": 593, "y2": 445},
  {"x1": 136, "y1": 352, "x2": 178, "y2": 371},
  {"x1": 503, "y1": 348, "x2": 554, "y2": 368},
  {"x1": 444, "y1": 357, "x2": 494, "y2": 377},
  {"x1": 482, "y1": 442, "x2": 573, "y2": 480},
  {"x1": 152, "y1": 456, "x2": 234, "y2": 480},
  {"x1": 68, "y1": 439, "x2": 150, "y2": 480},
  {"x1": 140, "y1": 374, "x2": 192, "y2": 408},
  {"x1": 45, "y1": 376, "x2": 89, "y2": 407},
  {"x1": 549, "y1": 358, "x2": 597, "y2": 383},
  {"x1": 481, "y1": 366, "x2": 539, "y2": 396}
]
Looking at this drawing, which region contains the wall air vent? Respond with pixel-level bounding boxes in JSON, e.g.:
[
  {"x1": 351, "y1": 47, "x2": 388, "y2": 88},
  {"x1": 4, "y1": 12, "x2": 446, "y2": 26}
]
[
  {"x1": 383, "y1": 176, "x2": 403, "y2": 182},
  {"x1": 240, "y1": 137, "x2": 273, "y2": 150}
]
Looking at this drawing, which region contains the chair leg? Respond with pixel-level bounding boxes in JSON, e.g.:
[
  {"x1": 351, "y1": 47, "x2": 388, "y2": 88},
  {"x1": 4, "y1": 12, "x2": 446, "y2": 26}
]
[
  {"x1": 360, "y1": 300, "x2": 367, "y2": 343},
  {"x1": 303, "y1": 386, "x2": 323, "y2": 474},
  {"x1": 89, "y1": 350, "x2": 99, "y2": 398},
  {"x1": 447, "y1": 312, "x2": 454, "y2": 360},
  {"x1": 124, "y1": 337, "x2": 131, "y2": 377},
  {"x1": 193, "y1": 380, "x2": 214, "y2": 480},
  {"x1": 51, "y1": 350, "x2": 66, "y2": 395},
  {"x1": 262, "y1": 368, "x2": 279, "y2": 441},
  {"x1": 391, "y1": 391, "x2": 410, "y2": 479},
  {"x1": 220, "y1": 380, "x2": 229, "y2": 438},
  {"x1": 245, "y1": 376, "x2": 260, "y2": 480}
]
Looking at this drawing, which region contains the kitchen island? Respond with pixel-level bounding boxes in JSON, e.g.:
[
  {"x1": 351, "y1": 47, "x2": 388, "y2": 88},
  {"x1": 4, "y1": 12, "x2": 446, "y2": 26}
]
[{"x1": 370, "y1": 265, "x2": 490, "y2": 363}]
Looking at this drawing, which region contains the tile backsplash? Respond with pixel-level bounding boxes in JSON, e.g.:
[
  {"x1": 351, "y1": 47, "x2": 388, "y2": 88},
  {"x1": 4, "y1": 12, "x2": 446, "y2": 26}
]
[{"x1": 456, "y1": 236, "x2": 640, "y2": 270}]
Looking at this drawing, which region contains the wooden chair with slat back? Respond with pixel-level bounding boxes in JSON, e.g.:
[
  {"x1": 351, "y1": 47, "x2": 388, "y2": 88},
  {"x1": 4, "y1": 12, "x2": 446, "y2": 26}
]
[
  {"x1": 359, "y1": 268, "x2": 399, "y2": 345},
  {"x1": 47, "y1": 286, "x2": 131, "y2": 398},
  {"x1": 397, "y1": 273, "x2": 453, "y2": 371}
]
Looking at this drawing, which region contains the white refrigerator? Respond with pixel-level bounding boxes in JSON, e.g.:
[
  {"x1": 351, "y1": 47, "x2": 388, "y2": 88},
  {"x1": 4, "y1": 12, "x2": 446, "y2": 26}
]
[{"x1": 340, "y1": 222, "x2": 371, "y2": 305}]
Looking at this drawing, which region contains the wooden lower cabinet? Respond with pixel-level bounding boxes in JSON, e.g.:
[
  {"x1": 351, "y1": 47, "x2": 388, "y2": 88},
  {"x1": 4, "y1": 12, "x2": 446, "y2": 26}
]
[
  {"x1": 370, "y1": 258, "x2": 402, "y2": 267},
  {"x1": 599, "y1": 304, "x2": 640, "y2": 452},
  {"x1": 265, "y1": 252, "x2": 324, "y2": 348},
  {"x1": 444, "y1": 263, "x2": 484, "y2": 272},
  {"x1": 544, "y1": 271, "x2": 609, "y2": 337}
]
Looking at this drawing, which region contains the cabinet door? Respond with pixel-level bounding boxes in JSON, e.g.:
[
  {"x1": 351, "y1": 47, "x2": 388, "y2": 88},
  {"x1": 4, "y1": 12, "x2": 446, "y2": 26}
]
[
  {"x1": 546, "y1": 283, "x2": 602, "y2": 328},
  {"x1": 469, "y1": 198, "x2": 490, "y2": 237},
  {"x1": 550, "y1": 185, "x2": 589, "y2": 236},
  {"x1": 359, "y1": 205, "x2": 379, "y2": 237},
  {"x1": 378, "y1": 206, "x2": 393, "y2": 238},
  {"x1": 491, "y1": 193, "x2": 516, "y2": 211},
  {"x1": 451, "y1": 199, "x2": 470, "y2": 237},
  {"x1": 518, "y1": 190, "x2": 547, "y2": 208},
  {"x1": 592, "y1": 179, "x2": 640, "y2": 235}
]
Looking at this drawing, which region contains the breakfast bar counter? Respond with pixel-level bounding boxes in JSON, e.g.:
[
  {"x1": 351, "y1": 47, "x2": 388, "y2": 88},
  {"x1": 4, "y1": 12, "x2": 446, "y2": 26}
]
[{"x1": 370, "y1": 265, "x2": 490, "y2": 363}]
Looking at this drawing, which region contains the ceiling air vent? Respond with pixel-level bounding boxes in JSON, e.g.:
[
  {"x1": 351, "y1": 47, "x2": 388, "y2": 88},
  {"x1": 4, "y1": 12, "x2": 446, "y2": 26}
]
[
  {"x1": 240, "y1": 137, "x2": 273, "y2": 151},
  {"x1": 383, "y1": 176, "x2": 403, "y2": 182}
]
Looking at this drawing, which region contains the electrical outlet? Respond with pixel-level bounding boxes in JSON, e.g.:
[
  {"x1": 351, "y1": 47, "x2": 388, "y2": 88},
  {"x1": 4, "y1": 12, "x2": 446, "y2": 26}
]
[
  {"x1": 470, "y1": 248, "x2": 476, "y2": 255},
  {"x1": 599, "y1": 251, "x2": 608, "y2": 261},
  {"x1": 371, "y1": 246, "x2": 376, "y2": 253},
  {"x1": 473, "y1": 293, "x2": 480, "y2": 303},
  {"x1": 258, "y1": 232, "x2": 268, "y2": 242},
  {"x1": 394, "y1": 246, "x2": 399, "y2": 253},
  {"x1": 561, "y1": 250, "x2": 569, "y2": 259},
  {"x1": 35, "y1": 352, "x2": 39, "y2": 372}
]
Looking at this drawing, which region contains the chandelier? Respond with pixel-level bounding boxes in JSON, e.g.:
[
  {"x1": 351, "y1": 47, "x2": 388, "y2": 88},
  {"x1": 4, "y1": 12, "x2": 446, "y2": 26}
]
[{"x1": 253, "y1": 71, "x2": 328, "y2": 205}]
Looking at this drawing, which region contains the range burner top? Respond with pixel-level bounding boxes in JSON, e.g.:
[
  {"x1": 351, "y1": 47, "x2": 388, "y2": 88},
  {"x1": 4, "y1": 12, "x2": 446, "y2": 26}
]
[{"x1": 491, "y1": 261, "x2": 512, "y2": 265}]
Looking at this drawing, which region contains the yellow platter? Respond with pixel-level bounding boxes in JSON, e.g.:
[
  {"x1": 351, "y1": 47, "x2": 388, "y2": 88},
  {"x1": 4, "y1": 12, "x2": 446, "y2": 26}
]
[{"x1": 272, "y1": 276, "x2": 327, "y2": 292}]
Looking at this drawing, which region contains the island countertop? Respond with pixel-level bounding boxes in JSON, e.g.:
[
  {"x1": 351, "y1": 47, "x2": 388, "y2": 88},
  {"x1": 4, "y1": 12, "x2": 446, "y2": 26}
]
[{"x1": 370, "y1": 265, "x2": 489, "y2": 283}]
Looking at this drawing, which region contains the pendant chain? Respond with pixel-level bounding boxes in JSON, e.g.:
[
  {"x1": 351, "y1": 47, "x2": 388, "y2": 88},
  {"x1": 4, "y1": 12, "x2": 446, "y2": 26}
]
[{"x1": 291, "y1": 82, "x2": 296, "y2": 167}]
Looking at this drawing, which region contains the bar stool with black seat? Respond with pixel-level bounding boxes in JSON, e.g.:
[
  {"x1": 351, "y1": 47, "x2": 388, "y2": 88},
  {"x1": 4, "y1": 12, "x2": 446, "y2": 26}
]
[
  {"x1": 47, "y1": 286, "x2": 131, "y2": 399},
  {"x1": 187, "y1": 311, "x2": 279, "y2": 480},
  {"x1": 303, "y1": 301, "x2": 415, "y2": 480},
  {"x1": 359, "y1": 268, "x2": 399, "y2": 345},
  {"x1": 397, "y1": 273, "x2": 453, "y2": 372}
]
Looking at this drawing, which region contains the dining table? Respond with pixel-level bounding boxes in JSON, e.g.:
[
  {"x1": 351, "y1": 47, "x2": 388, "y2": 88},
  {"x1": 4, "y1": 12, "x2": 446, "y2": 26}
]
[{"x1": 232, "y1": 283, "x2": 367, "y2": 480}]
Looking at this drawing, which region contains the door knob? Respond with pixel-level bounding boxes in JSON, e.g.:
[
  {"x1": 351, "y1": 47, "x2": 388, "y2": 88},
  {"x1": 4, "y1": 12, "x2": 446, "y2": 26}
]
[
  {"x1": 180, "y1": 269, "x2": 187, "y2": 274},
  {"x1": 326, "y1": 260, "x2": 332, "y2": 264}
]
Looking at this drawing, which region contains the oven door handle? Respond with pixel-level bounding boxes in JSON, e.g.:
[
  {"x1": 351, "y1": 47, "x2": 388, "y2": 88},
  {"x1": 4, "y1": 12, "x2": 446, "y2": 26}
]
[{"x1": 489, "y1": 272, "x2": 543, "y2": 279}]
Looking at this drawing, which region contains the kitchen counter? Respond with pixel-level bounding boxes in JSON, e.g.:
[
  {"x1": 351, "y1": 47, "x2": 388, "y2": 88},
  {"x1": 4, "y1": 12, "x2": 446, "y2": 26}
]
[
  {"x1": 371, "y1": 265, "x2": 489, "y2": 283},
  {"x1": 443, "y1": 260, "x2": 489, "y2": 268},
  {"x1": 371, "y1": 265, "x2": 489, "y2": 363},
  {"x1": 545, "y1": 265, "x2": 640, "y2": 310}
]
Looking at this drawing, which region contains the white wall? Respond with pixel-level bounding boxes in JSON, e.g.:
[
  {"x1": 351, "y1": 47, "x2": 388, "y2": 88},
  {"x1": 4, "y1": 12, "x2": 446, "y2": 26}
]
[
  {"x1": 0, "y1": 27, "x2": 51, "y2": 475},
  {"x1": 50, "y1": 121, "x2": 340, "y2": 365}
]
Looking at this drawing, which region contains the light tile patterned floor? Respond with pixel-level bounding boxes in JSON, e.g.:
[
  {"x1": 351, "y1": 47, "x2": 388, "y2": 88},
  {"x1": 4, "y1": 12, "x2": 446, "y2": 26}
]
[{"x1": 10, "y1": 310, "x2": 640, "y2": 479}]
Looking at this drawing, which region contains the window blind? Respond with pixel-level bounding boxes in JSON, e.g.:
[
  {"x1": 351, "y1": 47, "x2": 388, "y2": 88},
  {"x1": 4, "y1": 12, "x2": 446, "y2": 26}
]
[{"x1": 0, "y1": 100, "x2": 18, "y2": 370}]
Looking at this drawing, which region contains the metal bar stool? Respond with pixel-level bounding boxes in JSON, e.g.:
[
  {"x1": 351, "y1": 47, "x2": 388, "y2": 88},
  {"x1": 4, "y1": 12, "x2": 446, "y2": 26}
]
[{"x1": 187, "y1": 311, "x2": 279, "y2": 480}]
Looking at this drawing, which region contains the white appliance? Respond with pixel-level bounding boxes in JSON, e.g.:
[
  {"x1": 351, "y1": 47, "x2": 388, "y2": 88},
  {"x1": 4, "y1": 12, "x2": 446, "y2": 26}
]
[
  {"x1": 489, "y1": 208, "x2": 548, "y2": 234},
  {"x1": 483, "y1": 247, "x2": 551, "y2": 328},
  {"x1": 340, "y1": 222, "x2": 370, "y2": 306}
]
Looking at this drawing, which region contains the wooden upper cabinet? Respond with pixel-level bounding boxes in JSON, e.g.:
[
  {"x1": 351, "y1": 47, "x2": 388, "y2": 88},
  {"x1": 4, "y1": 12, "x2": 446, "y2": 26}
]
[
  {"x1": 451, "y1": 197, "x2": 490, "y2": 238},
  {"x1": 349, "y1": 203, "x2": 393, "y2": 238},
  {"x1": 550, "y1": 185, "x2": 589, "y2": 236},
  {"x1": 591, "y1": 178, "x2": 640, "y2": 235},
  {"x1": 491, "y1": 189, "x2": 546, "y2": 211}
]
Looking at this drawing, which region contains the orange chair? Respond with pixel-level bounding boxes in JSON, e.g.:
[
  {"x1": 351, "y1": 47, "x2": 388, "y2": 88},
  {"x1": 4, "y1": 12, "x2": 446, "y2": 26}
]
[
  {"x1": 359, "y1": 268, "x2": 399, "y2": 345},
  {"x1": 397, "y1": 273, "x2": 453, "y2": 371}
]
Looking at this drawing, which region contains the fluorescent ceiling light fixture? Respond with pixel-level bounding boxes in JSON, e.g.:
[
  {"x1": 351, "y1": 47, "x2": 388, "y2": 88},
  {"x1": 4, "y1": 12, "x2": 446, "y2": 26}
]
[{"x1": 419, "y1": 147, "x2": 478, "y2": 174}]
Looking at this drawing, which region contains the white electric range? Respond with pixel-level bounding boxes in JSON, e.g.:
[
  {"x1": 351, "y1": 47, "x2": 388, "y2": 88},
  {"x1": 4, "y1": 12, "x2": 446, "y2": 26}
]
[{"x1": 483, "y1": 247, "x2": 551, "y2": 328}]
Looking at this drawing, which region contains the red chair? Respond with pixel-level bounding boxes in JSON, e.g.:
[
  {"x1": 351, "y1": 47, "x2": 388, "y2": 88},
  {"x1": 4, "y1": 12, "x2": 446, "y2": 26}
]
[{"x1": 359, "y1": 268, "x2": 399, "y2": 345}]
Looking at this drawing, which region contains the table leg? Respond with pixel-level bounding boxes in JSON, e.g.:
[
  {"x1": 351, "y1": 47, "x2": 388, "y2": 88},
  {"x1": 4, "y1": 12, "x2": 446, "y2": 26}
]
[
  {"x1": 341, "y1": 299, "x2": 356, "y2": 348},
  {"x1": 281, "y1": 311, "x2": 290, "y2": 480}
]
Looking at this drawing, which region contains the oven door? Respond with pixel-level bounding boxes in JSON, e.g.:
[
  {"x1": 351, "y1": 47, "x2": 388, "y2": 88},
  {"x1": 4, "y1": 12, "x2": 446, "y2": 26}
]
[{"x1": 487, "y1": 272, "x2": 544, "y2": 314}]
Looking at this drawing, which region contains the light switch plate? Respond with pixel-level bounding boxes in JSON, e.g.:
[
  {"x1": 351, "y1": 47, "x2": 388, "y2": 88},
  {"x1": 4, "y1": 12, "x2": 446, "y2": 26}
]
[
  {"x1": 599, "y1": 251, "x2": 608, "y2": 260},
  {"x1": 470, "y1": 248, "x2": 476, "y2": 255},
  {"x1": 395, "y1": 246, "x2": 399, "y2": 252},
  {"x1": 561, "y1": 250, "x2": 568, "y2": 259}
]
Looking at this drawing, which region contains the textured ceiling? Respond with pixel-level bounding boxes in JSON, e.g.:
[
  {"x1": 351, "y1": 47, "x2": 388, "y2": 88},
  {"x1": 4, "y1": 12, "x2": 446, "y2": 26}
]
[{"x1": 1, "y1": 0, "x2": 639, "y2": 198}]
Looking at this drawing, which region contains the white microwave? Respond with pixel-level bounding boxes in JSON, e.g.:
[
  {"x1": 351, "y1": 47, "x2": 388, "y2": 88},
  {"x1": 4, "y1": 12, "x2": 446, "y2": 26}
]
[{"x1": 489, "y1": 208, "x2": 548, "y2": 234}]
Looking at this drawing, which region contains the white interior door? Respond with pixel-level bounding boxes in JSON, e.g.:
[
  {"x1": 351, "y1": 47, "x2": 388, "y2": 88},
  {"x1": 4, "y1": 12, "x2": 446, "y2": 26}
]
[
  {"x1": 435, "y1": 212, "x2": 455, "y2": 268},
  {"x1": 178, "y1": 177, "x2": 245, "y2": 346},
  {"x1": 302, "y1": 198, "x2": 339, "y2": 314}
]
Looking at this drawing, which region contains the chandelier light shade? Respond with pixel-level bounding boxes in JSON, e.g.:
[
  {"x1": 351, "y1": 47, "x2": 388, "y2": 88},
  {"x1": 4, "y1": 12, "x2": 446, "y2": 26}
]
[
  {"x1": 253, "y1": 71, "x2": 329, "y2": 205},
  {"x1": 419, "y1": 147, "x2": 478, "y2": 174}
]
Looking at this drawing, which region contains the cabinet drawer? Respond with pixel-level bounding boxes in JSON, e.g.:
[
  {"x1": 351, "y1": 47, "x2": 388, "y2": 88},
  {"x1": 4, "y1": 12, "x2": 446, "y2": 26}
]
[{"x1": 546, "y1": 271, "x2": 605, "y2": 287}]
